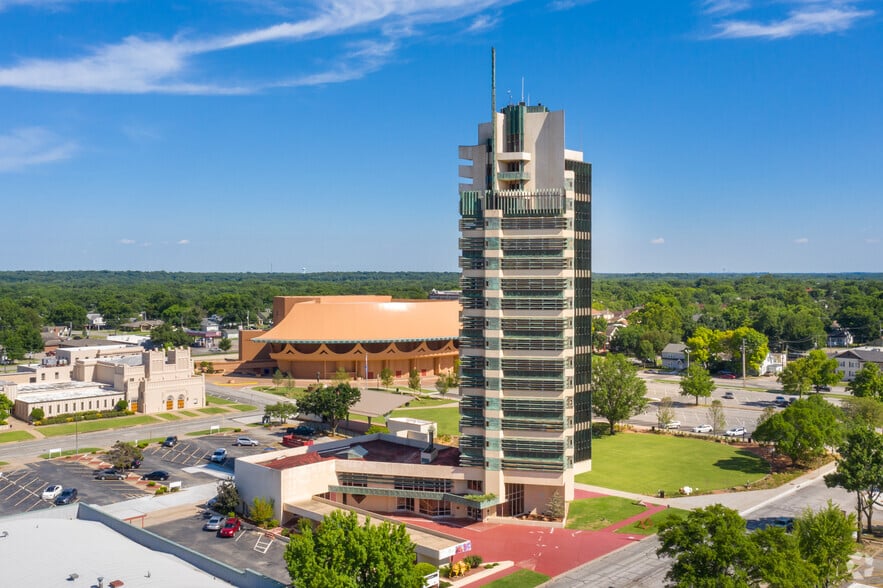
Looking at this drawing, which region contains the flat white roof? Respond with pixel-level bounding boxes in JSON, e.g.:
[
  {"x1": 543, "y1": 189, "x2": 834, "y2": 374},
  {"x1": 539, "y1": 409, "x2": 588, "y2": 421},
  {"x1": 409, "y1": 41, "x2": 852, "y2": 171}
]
[{"x1": 16, "y1": 381, "x2": 117, "y2": 403}]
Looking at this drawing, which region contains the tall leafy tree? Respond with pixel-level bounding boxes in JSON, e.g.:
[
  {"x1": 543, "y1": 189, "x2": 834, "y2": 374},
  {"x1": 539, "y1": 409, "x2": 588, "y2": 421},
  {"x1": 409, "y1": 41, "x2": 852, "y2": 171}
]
[
  {"x1": 0, "y1": 393, "x2": 13, "y2": 424},
  {"x1": 753, "y1": 395, "x2": 842, "y2": 466},
  {"x1": 804, "y1": 349, "x2": 841, "y2": 392},
  {"x1": 296, "y1": 383, "x2": 361, "y2": 434},
  {"x1": 748, "y1": 526, "x2": 818, "y2": 588},
  {"x1": 840, "y1": 396, "x2": 883, "y2": 429},
  {"x1": 379, "y1": 367, "x2": 394, "y2": 389},
  {"x1": 408, "y1": 368, "x2": 421, "y2": 392},
  {"x1": 591, "y1": 354, "x2": 648, "y2": 435},
  {"x1": 847, "y1": 362, "x2": 883, "y2": 400},
  {"x1": 794, "y1": 500, "x2": 857, "y2": 588},
  {"x1": 679, "y1": 364, "x2": 715, "y2": 405},
  {"x1": 105, "y1": 441, "x2": 143, "y2": 470},
  {"x1": 284, "y1": 510, "x2": 422, "y2": 588},
  {"x1": 657, "y1": 504, "x2": 756, "y2": 587},
  {"x1": 706, "y1": 399, "x2": 727, "y2": 434},
  {"x1": 824, "y1": 427, "x2": 883, "y2": 540},
  {"x1": 777, "y1": 358, "x2": 814, "y2": 397}
]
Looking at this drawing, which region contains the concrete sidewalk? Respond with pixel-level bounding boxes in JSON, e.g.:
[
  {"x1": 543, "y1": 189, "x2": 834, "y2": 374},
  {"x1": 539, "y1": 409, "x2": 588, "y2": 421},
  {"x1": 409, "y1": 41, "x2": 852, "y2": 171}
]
[{"x1": 575, "y1": 460, "x2": 838, "y2": 515}]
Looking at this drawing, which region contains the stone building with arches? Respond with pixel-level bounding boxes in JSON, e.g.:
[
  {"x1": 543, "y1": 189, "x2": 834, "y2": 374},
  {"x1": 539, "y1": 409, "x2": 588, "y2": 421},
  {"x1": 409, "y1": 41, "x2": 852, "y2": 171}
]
[{"x1": 238, "y1": 296, "x2": 460, "y2": 381}]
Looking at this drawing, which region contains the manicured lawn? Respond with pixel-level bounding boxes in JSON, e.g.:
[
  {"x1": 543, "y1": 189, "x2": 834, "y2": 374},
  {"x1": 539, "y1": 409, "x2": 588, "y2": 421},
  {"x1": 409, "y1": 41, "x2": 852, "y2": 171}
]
[
  {"x1": 39, "y1": 415, "x2": 161, "y2": 437},
  {"x1": 575, "y1": 433, "x2": 769, "y2": 496},
  {"x1": 156, "y1": 413, "x2": 181, "y2": 421},
  {"x1": 484, "y1": 569, "x2": 550, "y2": 587},
  {"x1": 197, "y1": 407, "x2": 229, "y2": 415},
  {"x1": 229, "y1": 404, "x2": 257, "y2": 412},
  {"x1": 398, "y1": 396, "x2": 456, "y2": 408},
  {"x1": 178, "y1": 410, "x2": 199, "y2": 417},
  {"x1": 205, "y1": 394, "x2": 234, "y2": 405},
  {"x1": 0, "y1": 430, "x2": 35, "y2": 443},
  {"x1": 254, "y1": 386, "x2": 305, "y2": 399},
  {"x1": 615, "y1": 507, "x2": 689, "y2": 536},
  {"x1": 566, "y1": 496, "x2": 645, "y2": 530},
  {"x1": 388, "y1": 406, "x2": 460, "y2": 436},
  {"x1": 40, "y1": 448, "x2": 101, "y2": 459}
]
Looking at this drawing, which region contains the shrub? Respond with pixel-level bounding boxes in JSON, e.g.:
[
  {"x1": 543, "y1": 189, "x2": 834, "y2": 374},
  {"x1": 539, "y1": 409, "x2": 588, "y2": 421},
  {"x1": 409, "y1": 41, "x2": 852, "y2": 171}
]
[
  {"x1": 414, "y1": 562, "x2": 437, "y2": 577},
  {"x1": 137, "y1": 441, "x2": 149, "y2": 449},
  {"x1": 234, "y1": 428, "x2": 242, "y2": 433},
  {"x1": 155, "y1": 486, "x2": 167, "y2": 495},
  {"x1": 29, "y1": 407, "x2": 45, "y2": 421},
  {"x1": 268, "y1": 519, "x2": 279, "y2": 528},
  {"x1": 147, "y1": 481, "x2": 156, "y2": 487},
  {"x1": 463, "y1": 555, "x2": 483, "y2": 568},
  {"x1": 366, "y1": 425, "x2": 389, "y2": 434},
  {"x1": 170, "y1": 486, "x2": 180, "y2": 492}
]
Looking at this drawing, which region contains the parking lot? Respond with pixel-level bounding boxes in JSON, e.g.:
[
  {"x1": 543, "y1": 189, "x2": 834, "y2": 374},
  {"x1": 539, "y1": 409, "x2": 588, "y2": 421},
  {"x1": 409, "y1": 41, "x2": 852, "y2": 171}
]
[
  {"x1": 0, "y1": 433, "x2": 276, "y2": 518},
  {"x1": 148, "y1": 510, "x2": 290, "y2": 584}
]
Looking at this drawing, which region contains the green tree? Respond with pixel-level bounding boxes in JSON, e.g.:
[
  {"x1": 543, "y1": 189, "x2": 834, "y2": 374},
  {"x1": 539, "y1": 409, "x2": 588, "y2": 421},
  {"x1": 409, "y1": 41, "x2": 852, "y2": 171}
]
[
  {"x1": 824, "y1": 427, "x2": 883, "y2": 540},
  {"x1": 777, "y1": 358, "x2": 814, "y2": 397},
  {"x1": 840, "y1": 396, "x2": 883, "y2": 429},
  {"x1": 105, "y1": 441, "x2": 143, "y2": 470},
  {"x1": 794, "y1": 500, "x2": 857, "y2": 588},
  {"x1": 214, "y1": 479, "x2": 241, "y2": 515},
  {"x1": 296, "y1": 383, "x2": 361, "y2": 434},
  {"x1": 638, "y1": 339, "x2": 657, "y2": 366},
  {"x1": 749, "y1": 526, "x2": 818, "y2": 588},
  {"x1": 657, "y1": 504, "x2": 756, "y2": 587},
  {"x1": 114, "y1": 399, "x2": 128, "y2": 412},
  {"x1": 48, "y1": 301, "x2": 87, "y2": 328},
  {"x1": 379, "y1": 367, "x2": 394, "y2": 388},
  {"x1": 804, "y1": 349, "x2": 841, "y2": 392},
  {"x1": 29, "y1": 407, "x2": 45, "y2": 422},
  {"x1": 333, "y1": 367, "x2": 350, "y2": 384},
  {"x1": 284, "y1": 510, "x2": 422, "y2": 588},
  {"x1": 218, "y1": 337, "x2": 232, "y2": 352},
  {"x1": 434, "y1": 373, "x2": 451, "y2": 395},
  {"x1": 847, "y1": 362, "x2": 883, "y2": 400},
  {"x1": 719, "y1": 327, "x2": 769, "y2": 375},
  {"x1": 706, "y1": 399, "x2": 727, "y2": 434},
  {"x1": 149, "y1": 322, "x2": 195, "y2": 349},
  {"x1": 657, "y1": 396, "x2": 675, "y2": 428},
  {"x1": 264, "y1": 401, "x2": 297, "y2": 424},
  {"x1": 686, "y1": 326, "x2": 718, "y2": 366},
  {"x1": 753, "y1": 395, "x2": 842, "y2": 466},
  {"x1": 272, "y1": 368, "x2": 284, "y2": 389},
  {"x1": 250, "y1": 496, "x2": 275, "y2": 527},
  {"x1": 679, "y1": 364, "x2": 715, "y2": 405},
  {"x1": 590, "y1": 354, "x2": 648, "y2": 435},
  {"x1": 0, "y1": 393, "x2": 14, "y2": 423},
  {"x1": 408, "y1": 368, "x2": 421, "y2": 392}
]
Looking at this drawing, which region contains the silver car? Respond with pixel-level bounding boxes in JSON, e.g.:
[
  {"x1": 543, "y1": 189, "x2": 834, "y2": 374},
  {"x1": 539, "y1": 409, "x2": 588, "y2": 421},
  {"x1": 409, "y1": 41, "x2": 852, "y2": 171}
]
[
  {"x1": 203, "y1": 515, "x2": 224, "y2": 531},
  {"x1": 234, "y1": 437, "x2": 259, "y2": 446}
]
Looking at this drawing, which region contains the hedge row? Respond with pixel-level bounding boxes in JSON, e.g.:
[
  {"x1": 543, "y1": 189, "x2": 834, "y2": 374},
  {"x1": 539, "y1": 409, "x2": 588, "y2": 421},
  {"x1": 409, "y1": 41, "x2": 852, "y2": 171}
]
[{"x1": 35, "y1": 409, "x2": 135, "y2": 426}]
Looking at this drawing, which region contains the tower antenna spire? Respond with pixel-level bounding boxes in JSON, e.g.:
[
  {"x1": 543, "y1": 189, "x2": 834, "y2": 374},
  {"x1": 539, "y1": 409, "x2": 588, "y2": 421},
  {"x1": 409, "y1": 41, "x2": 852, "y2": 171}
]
[{"x1": 491, "y1": 47, "x2": 497, "y2": 193}]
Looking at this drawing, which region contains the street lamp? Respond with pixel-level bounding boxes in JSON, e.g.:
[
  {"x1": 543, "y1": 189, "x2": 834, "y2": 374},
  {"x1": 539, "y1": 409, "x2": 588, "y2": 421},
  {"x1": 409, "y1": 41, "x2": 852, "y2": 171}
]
[{"x1": 685, "y1": 349, "x2": 691, "y2": 370}]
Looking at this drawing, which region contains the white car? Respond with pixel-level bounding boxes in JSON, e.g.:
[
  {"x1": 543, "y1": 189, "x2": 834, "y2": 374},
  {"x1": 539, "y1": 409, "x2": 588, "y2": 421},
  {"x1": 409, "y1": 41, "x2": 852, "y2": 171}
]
[
  {"x1": 691, "y1": 424, "x2": 713, "y2": 433},
  {"x1": 234, "y1": 437, "x2": 259, "y2": 446},
  {"x1": 662, "y1": 421, "x2": 681, "y2": 430},
  {"x1": 210, "y1": 448, "x2": 228, "y2": 463},
  {"x1": 41, "y1": 484, "x2": 63, "y2": 500},
  {"x1": 724, "y1": 427, "x2": 747, "y2": 437}
]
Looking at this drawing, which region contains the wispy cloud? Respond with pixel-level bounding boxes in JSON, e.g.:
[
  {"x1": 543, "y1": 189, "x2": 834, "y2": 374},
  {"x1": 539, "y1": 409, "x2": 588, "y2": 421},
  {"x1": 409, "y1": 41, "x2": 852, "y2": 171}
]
[
  {"x1": 704, "y1": 1, "x2": 874, "y2": 40},
  {"x1": 0, "y1": 127, "x2": 77, "y2": 172},
  {"x1": 0, "y1": 0, "x2": 513, "y2": 94},
  {"x1": 650, "y1": 237, "x2": 665, "y2": 245},
  {"x1": 466, "y1": 13, "x2": 498, "y2": 32},
  {"x1": 177, "y1": 239, "x2": 190, "y2": 245},
  {"x1": 865, "y1": 237, "x2": 880, "y2": 244},
  {"x1": 548, "y1": 0, "x2": 597, "y2": 11},
  {"x1": 118, "y1": 238, "x2": 135, "y2": 245},
  {"x1": 794, "y1": 237, "x2": 809, "y2": 244}
]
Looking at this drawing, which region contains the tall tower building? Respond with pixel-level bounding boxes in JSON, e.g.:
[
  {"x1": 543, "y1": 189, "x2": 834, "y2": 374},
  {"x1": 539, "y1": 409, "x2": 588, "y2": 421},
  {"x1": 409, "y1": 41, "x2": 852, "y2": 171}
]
[{"x1": 457, "y1": 51, "x2": 592, "y2": 514}]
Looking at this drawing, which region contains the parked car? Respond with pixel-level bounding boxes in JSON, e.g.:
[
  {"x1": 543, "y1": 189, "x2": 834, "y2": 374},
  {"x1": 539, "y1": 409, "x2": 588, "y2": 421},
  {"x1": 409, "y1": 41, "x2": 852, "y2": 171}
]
[
  {"x1": 210, "y1": 448, "x2": 228, "y2": 463},
  {"x1": 203, "y1": 515, "x2": 225, "y2": 531},
  {"x1": 717, "y1": 372, "x2": 737, "y2": 379},
  {"x1": 722, "y1": 391, "x2": 735, "y2": 400},
  {"x1": 218, "y1": 517, "x2": 241, "y2": 538},
  {"x1": 55, "y1": 488, "x2": 78, "y2": 505},
  {"x1": 129, "y1": 458, "x2": 143, "y2": 469},
  {"x1": 41, "y1": 484, "x2": 63, "y2": 501},
  {"x1": 162, "y1": 436, "x2": 178, "y2": 447},
  {"x1": 724, "y1": 427, "x2": 747, "y2": 437},
  {"x1": 815, "y1": 385, "x2": 831, "y2": 392},
  {"x1": 775, "y1": 395, "x2": 788, "y2": 406},
  {"x1": 662, "y1": 421, "x2": 681, "y2": 430},
  {"x1": 769, "y1": 516, "x2": 795, "y2": 532},
  {"x1": 286, "y1": 425, "x2": 316, "y2": 437},
  {"x1": 94, "y1": 468, "x2": 126, "y2": 480},
  {"x1": 234, "y1": 436, "x2": 259, "y2": 446},
  {"x1": 141, "y1": 470, "x2": 170, "y2": 481},
  {"x1": 691, "y1": 424, "x2": 713, "y2": 433}
]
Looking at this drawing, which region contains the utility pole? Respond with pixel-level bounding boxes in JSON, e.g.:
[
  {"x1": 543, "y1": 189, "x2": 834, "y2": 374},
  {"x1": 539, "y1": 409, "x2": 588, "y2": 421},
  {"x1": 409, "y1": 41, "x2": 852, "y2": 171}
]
[{"x1": 741, "y1": 338, "x2": 747, "y2": 386}]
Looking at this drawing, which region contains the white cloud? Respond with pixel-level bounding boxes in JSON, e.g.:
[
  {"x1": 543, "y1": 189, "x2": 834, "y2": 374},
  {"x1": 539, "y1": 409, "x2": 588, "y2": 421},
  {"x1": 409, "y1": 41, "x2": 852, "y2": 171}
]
[
  {"x1": 650, "y1": 237, "x2": 665, "y2": 245},
  {"x1": 118, "y1": 238, "x2": 135, "y2": 245},
  {"x1": 865, "y1": 237, "x2": 880, "y2": 244},
  {"x1": 140, "y1": 242, "x2": 152, "y2": 247},
  {"x1": 548, "y1": 0, "x2": 597, "y2": 11},
  {"x1": 0, "y1": 127, "x2": 77, "y2": 172},
  {"x1": 466, "y1": 13, "x2": 499, "y2": 32},
  {"x1": 794, "y1": 237, "x2": 809, "y2": 244},
  {"x1": 0, "y1": 0, "x2": 514, "y2": 94},
  {"x1": 707, "y1": 2, "x2": 874, "y2": 39},
  {"x1": 177, "y1": 239, "x2": 190, "y2": 245}
]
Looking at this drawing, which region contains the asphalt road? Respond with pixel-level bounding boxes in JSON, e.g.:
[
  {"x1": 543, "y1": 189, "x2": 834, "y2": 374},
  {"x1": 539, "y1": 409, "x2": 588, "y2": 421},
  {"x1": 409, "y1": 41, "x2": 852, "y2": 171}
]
[{"x1": 544, "y1": 474, "x2": 854, "y2": 587}]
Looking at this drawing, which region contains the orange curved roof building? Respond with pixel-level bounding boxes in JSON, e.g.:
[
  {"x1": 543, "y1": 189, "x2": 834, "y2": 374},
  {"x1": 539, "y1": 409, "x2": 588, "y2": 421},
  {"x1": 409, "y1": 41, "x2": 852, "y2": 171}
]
[{"x1": 240, "y1": 296, "x2": 460, "y2": 381}]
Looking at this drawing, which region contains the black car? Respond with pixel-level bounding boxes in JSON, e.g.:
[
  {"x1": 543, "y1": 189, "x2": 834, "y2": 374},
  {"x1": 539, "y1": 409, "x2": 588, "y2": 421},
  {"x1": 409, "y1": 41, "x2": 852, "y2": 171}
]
[
  {"x1": 141, "y1": 470, "x2": 170, "y2": 481},
  {"x1": 54, "y1": 488, "x2": 78, "y2": 505},
  {"x1": 162, "y1": 436, "x2": 178, "y2": 447},
  {"x1": 94, "y1": 468, "x2": 126, "y2": 480},
  {"x1": 286, "y1": 425, "x2": 316, "y2": 437},
  {"x1": 129, "y1": 458, "x2": 143, "y2": 469}
]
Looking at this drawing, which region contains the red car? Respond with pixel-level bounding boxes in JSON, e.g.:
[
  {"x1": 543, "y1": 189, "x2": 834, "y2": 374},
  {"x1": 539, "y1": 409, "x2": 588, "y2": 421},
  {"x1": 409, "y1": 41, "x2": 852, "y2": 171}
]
[
  {"x1": 218, "y1": 517, "x2": 241, "y2": 538},
  {"x1": 717, "y1": 372, "x2": 737, "y2": 379}
]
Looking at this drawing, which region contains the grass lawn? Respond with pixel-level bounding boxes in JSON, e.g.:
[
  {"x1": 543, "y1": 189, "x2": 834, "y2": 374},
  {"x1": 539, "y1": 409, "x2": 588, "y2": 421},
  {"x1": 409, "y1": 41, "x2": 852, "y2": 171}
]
[
  {"x1": 575, "y1": 433, "x2": 769, "y2": 496},
  {"x1": 484, "y1": 569, "x2": 550, "y2": 587},
  {"x1": 40, "y1": 448, "x2": 101, "y2": 459},
  {"x1": 197, "y1": 407, "x2": 229, "y2": 415},
  {"x1": 186, "y1": 427, "x2": 236, "y2": 436},
  {"x1": 39, "y1": 415, "x2": 161, "y2": 437},
  {"x1": 388, "y1": 406, "x2": 460, "y2": 436},
  {"x1": 0, "y1": 430, "x2": 35, "y2": 443},
  {"x1": 178, "y1": 410, "x2": 199, "y2": 417},
  {"x1": 615, "y1": 507, "x2": 689, "y2": 536},
  {"x1": 205, "y1": 394, "x2": 234, "y2": 405},
  {"x1": 254, "y1": 385, "x2": 305, "y2": 399},
  {"x1": 566, "y1": 496, "x2": 646, "y2": 530},
  {"x1": 156, "y1": 413, "x2": 181, "y2": 421},
  {"x1": 229, "y1": 404, "x2": 257, "y2": 412},
  {"x1": 398, "y1": 396, "x2": 456, "y2": 408}
]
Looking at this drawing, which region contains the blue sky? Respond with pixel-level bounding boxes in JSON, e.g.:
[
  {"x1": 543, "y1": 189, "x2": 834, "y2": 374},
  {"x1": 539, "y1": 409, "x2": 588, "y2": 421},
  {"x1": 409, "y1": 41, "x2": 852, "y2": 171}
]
[{"x1": 1, "y1": 0, "x2": 880, "y2": 273}]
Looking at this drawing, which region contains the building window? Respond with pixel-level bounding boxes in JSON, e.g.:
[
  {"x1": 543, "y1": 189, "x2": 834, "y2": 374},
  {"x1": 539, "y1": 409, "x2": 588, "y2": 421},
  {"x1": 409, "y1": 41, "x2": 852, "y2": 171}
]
[
  {"x1": 48, "y1": 405, "x2": 52, "y2": 415},
  {"x1": 396, "y1": 497, "x2": 414, "y2": 512},
  {"x1": 467, "y1": 480, "x2": 483, "y2": 492}
]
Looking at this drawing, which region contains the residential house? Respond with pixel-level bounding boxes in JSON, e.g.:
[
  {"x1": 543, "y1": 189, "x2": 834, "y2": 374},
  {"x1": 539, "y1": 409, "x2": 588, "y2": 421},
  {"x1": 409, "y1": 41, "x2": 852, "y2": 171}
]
[
  {"x1": 832, "y1": 348, "x2": 883, "y2": 381},
  {"x1": 827, "y1": 329, "x2": 854, "y2": 348},
  {"x1": 660, "y1": 343, "x2": 688, "y2": 370}
]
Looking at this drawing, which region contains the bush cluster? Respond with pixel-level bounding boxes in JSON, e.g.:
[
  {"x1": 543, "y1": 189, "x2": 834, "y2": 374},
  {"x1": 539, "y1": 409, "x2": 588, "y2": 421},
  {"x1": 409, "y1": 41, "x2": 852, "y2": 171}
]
[{"x1": 35, "y1": 409, "x2": 134, "y2": 426}]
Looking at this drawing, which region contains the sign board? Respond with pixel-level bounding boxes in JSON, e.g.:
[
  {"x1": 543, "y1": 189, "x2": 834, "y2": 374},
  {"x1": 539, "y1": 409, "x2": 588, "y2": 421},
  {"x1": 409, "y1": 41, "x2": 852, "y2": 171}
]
[
  {"x1": 209, "y1": 425, "x2": 220, "y2": 434},
  {"x1": 438, "y1": 540, "x2": 472, "y2": 559},
  {"x1": 167, "y1": 481, "x2": 182, "y2": 491},
  {"x1": 48, "y1": 448, "x2": 62, "y2": 458}
]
